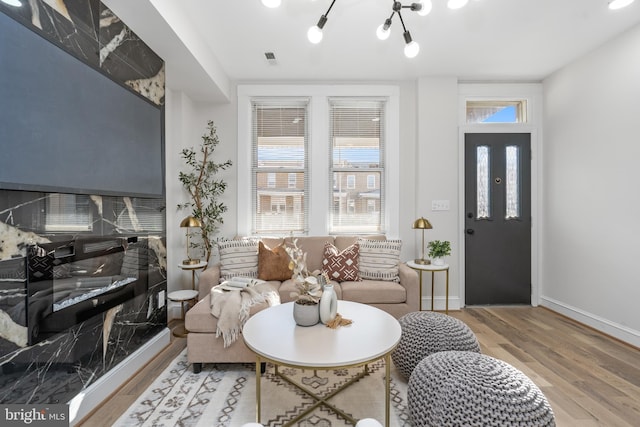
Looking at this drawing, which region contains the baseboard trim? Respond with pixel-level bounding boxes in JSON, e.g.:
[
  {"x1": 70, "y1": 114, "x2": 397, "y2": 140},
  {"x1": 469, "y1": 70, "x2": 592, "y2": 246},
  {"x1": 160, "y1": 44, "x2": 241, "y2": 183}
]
[
  {"x1": 540, "y1": 296, "x2": 640, "y2": 348},
  {"x1": 422, "y1": 296, "x2": 461, "y2": 312},
  {"x1": 68, "y1": 328, "x2": 171, "y2": 426}
]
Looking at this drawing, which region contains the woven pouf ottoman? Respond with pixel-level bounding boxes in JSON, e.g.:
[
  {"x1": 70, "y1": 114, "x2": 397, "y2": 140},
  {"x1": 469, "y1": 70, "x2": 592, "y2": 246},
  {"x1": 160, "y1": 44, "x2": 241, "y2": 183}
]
[
  {"x1": 408, "y1": 351, "x2": 556, "y2": 427},
  {"x1": 391, "y1": 311, "x2": 480, "y2": 380}
]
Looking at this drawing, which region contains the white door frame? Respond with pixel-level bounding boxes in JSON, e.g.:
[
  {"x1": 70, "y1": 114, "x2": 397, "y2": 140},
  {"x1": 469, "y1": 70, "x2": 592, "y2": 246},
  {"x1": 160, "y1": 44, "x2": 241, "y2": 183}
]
[{"x1": 457, "y1": 83, "x2": 543, "y2": 307}]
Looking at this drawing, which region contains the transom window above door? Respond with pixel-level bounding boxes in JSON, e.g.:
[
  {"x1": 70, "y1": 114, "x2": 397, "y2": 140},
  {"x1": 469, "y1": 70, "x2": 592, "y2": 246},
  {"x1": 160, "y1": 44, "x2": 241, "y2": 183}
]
[{"x1": 466, "y1": 100, "x2": 528, "y2": 124}]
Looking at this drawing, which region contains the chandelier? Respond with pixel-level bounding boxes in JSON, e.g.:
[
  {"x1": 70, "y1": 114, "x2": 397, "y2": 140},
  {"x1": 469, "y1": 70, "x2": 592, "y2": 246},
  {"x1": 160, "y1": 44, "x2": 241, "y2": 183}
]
[{"x1": 262, "y1": 0, "x2": 473, "y2": 58}]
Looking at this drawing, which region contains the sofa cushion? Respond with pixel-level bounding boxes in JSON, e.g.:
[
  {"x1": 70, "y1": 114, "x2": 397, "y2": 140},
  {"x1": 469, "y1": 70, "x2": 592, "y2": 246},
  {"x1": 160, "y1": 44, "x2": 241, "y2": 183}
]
[
  {"x1": 285, "y1": 236, "x2": 335, "y2": 273},
  {"x1": 278, "y1": 278, "x2": 343, "y2": 303},
  {"x1": 358, "y1": 238, "x2": 402, "y2": 282},
  {"x1": 341, "y1": 280, "x2": 406, "y2": 304},
  {"x1": 257, "y1": 242, "x2": 292, "y2": 281},
  {"x1": 218, "y1": 239, "x2": 258, "y2": 282},
  {"x1": 186, "y1": 293, "x2": 273, "y2": 333},
  {"x1": 322, "y1": 242, "x2": 361, "y2": 282},
  {"x1": 334, "y1": 235, "x2": 385, "y2": 252}
]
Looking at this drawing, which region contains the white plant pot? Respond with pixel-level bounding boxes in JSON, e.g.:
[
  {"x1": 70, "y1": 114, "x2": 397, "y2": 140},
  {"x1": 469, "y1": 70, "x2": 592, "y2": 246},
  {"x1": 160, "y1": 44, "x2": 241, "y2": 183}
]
[
  {"x1": 432, "y1": 258, "x2": 445, "y2": 266},
  {"x1": 292, "y1": 301, "x2": 319, "y2": 326}
]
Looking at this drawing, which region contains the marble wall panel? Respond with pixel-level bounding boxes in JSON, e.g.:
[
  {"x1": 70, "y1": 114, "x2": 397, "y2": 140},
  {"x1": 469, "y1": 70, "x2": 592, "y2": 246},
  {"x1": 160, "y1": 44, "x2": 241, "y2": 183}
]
[
  {"x1": 0, "y1": 0, "x2": 164, "y2": 105},
  {"x1": 0, "y1": 190, "x2": 167, "y2": 404},
  {"x1": 0, "y1": 0, "x2": 166, "y2": 404}
]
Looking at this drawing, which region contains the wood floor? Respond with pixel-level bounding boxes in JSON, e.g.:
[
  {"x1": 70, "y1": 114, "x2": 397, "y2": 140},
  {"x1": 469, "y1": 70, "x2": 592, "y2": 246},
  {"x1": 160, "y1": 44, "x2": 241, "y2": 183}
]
[
  {"x1": 77, "y1": 308, "x2": 640, "y2": 426},
  {"x1": 449, "y1": 307, "x2": 640, "y2": 427}
]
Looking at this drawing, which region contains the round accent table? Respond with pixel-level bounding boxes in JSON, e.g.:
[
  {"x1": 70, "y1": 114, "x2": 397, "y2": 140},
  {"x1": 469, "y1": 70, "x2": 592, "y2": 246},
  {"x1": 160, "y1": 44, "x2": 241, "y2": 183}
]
[
  {"x1": 243, "y1": 301, "x2": 401, "y2": 426},
  {"x1": 168, "y1": 289, "x2": 199, "y2": 337},
  {"x1": 178, "y1": 261, "x2": 208, "y2": 290},
  {"x1": 406, "y1": 261, "x2": 450, "y2": 313}
]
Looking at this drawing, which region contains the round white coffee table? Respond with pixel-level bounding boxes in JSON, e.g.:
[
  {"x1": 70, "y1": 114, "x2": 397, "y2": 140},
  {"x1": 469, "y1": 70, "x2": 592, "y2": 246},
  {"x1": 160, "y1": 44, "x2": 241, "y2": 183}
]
[{"x1": 243, "y1": 301, "x2": 401, "y2": 426}]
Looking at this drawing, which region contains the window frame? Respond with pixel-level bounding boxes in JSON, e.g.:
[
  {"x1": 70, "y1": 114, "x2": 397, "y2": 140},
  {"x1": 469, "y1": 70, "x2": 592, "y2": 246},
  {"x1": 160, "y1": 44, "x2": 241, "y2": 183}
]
[
  {"x1": 250, "y1": 98, "x2": 309, "y2": 235},
  {"x1": 237, "y1": 85, "x2": 400, "y2": 237}
]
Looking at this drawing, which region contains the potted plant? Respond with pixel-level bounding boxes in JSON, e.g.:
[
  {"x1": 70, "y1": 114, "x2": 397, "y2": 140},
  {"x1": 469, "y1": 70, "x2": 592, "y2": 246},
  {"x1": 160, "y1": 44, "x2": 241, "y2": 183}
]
[
  {"x1": 178, "y1": 120, "x2": 232, "y2": 265},
  {"x1": 427, "y1": 240, "x2": 451, "y2": 266},
  {"x1": 285, "y1": 239, "x2": 323, "y2": 326}
]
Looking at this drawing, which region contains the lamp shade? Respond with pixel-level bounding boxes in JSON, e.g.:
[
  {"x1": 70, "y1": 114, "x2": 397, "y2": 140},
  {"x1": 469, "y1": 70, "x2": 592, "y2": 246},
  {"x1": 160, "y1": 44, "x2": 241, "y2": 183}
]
[
  {"x1": 180, "y1": 215, "x2": 201, "y2": 228},
  {"x1": 413, "y1": 217, "x2": 433, "y2": 230}
]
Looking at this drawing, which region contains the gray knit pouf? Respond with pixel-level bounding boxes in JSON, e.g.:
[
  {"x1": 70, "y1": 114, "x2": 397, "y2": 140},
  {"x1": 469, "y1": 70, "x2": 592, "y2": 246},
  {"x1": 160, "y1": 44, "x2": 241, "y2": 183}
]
[
  {"x1": 391, "y1": 311, "x2": 480, "y2": 380},
  {"x1": 408, "y1": 351, "x2": 556, "y2": 427}
]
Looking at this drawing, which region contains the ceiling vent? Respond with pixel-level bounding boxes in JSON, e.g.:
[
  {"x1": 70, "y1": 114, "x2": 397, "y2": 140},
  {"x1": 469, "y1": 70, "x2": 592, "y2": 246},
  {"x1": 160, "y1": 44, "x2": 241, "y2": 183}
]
[{"x1": 264, "y1": 52, "x2": 277, "y2": 65}]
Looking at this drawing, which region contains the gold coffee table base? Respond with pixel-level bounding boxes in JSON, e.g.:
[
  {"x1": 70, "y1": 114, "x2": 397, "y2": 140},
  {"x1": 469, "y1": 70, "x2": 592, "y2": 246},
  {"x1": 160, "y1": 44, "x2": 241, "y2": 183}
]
[{"x1": 255, "y1": 353, "x2": 392, "y2": 426}]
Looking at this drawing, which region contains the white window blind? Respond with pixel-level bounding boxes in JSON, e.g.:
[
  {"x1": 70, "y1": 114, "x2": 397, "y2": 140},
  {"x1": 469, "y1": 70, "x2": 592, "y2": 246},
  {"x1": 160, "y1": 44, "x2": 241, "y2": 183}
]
[
  {"x1": 115, "y1": 197, "x2": 165, "y2": 232},
  {"x1": 45, "y1": 194, "x2": 92, "y2": 231},
  {"x1": 251, "y1": 98, "x2": 309, "y2": 234},
  {"x1": 329, "y1": 98, "x2": 385, "y2": 234}
]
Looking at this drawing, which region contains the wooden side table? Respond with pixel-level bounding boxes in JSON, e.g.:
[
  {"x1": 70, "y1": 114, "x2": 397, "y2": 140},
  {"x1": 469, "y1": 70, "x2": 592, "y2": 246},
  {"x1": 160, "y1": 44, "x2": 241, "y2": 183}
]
[
  {"x1": 168, "y1": 289, "x2": 199, "y2": 337},
  {"x1": 407, "y1": 261, "x2": 450, "y2": 313}
]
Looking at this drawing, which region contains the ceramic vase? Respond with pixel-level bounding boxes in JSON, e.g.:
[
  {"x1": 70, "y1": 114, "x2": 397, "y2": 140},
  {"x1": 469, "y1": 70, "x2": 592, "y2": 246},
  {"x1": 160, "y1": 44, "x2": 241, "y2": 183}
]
[
  {"x1": 319, "y1": 284, "x2": 338, "y2": 324},
  {"x1": 293, "y1": 301, "x2": 319, "y2": 326},
  {"x1": 432, "y1": 257, "x2": 445, "y2": 266}
]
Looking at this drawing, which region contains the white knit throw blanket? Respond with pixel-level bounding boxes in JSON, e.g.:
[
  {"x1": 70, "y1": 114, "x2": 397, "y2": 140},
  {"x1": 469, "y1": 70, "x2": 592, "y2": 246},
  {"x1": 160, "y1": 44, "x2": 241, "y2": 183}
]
[{"x1": 210, "y1": 281, "x2": 279, "y2": 347}]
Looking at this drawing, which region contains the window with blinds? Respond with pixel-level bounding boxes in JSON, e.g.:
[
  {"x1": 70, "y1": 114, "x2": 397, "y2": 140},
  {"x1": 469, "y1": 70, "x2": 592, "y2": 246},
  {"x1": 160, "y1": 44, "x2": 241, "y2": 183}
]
[
  {"x1": 329, "y1": 98, "x2": 385, "y2": 233},
  {"x1": 252, "y1": 98, "x2": 309, "y2": 234},
  {"x1": 45, "y1": 194, "x2": 93, "y2": 231},
  {"x1": 115, "y1": 197, "x2": 165, "y2": 232}
]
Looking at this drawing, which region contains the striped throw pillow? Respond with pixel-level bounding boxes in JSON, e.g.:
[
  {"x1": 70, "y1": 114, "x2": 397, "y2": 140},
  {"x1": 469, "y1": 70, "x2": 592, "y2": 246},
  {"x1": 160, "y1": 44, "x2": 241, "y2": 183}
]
[
  {"x1": 357, "y1": 238, "x2": 402, "y2": 282},
  {"x1": 217, "y1": 239, "x2": 258, "y2": 282}
]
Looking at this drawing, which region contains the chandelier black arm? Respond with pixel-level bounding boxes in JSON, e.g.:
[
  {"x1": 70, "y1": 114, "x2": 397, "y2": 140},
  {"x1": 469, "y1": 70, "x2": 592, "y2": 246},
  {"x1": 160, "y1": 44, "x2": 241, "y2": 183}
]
[
  {"x1": 397, "y1": 9, "x2": 408, "y2": 33},
  {"x1": 324, "y1": 0, "x2": 337, "y2": 18},
  {"x1": 316, "y1": 0, "x2": 337, "y2": 29}
]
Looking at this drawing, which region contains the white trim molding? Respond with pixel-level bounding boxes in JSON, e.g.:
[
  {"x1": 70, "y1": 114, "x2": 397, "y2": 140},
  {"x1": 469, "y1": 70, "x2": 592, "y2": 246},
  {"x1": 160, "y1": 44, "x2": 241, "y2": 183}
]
[
  {"x1": 457, "y1": 83, "x2": 543, "y2": 308},
  {"x1": 541, "y1": 297, "x2": 640, "y2": 348},
  {"x1": 237, "y1": 84, "x2": 400, "y2": 238},
  {"x1": 68, "y1": 328, "x2": 171, "y2": 425}
]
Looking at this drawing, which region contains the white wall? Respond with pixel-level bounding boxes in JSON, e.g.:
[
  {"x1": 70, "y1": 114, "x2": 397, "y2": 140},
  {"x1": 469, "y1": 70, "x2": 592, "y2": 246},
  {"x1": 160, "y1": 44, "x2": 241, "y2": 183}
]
[
  {"x1": 416, "y1": 77, "x2": 461, "y2": 310},
  {"x1": 542, "y1": 24, "x2": 640, "y2": 346},
  {"x1": 164, "y1": 87, "x2": 237, "y2": 319}
]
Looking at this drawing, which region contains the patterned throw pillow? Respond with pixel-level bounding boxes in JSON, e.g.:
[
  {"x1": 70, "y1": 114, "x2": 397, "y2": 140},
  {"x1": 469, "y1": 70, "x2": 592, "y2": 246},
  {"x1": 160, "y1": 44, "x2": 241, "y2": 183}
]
[
  {"x1": 257, "y1": 242, "x2": 293, "y2": 281},
  {"x1": 217, "y1": 239, "x2": 259, "y2": 282},
  {"x1": 358, "y1": 238, "x2": 402, "y2": 282},
  {"x1": 322, "y1": 242, "x2": 361, "y2": 282}
]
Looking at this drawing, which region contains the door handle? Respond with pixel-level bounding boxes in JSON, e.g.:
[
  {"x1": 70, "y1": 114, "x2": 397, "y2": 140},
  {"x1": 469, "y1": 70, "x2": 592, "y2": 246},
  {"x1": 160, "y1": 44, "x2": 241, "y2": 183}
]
[{"x1": 466, "y1": 228, "x2": 475, "y2": 235}]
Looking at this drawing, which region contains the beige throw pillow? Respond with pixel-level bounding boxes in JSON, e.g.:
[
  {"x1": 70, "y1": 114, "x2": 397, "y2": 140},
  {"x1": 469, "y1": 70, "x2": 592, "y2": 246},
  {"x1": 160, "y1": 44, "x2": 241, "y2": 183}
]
[
  {"x1": 358, "y1": 238, "x2": 402, "y2": 282},
  {"x1": 217, "y1": 239, "x2": 258, "y2": 282}
]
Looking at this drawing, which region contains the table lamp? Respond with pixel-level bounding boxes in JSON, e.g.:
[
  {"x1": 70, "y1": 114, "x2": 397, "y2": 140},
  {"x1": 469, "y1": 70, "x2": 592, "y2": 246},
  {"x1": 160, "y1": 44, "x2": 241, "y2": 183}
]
[
  {"x1": 412, "y1": 217, "x2": 433, "y2": 265},
  {"x1": 180, "y1": 215, "x2": 202, "y2": 265}
]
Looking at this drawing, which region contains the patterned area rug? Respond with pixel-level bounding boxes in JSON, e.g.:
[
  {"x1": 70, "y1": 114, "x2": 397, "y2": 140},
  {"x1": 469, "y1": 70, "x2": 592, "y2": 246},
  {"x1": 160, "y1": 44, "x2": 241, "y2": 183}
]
[{"x1": 115, "y1": 349, "x2": 411, "y2": 426}]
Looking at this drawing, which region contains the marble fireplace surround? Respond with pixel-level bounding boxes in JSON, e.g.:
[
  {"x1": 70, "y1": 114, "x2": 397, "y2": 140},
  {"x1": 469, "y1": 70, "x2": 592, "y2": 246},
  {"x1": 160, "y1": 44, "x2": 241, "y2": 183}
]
[{"x1": 0, "y1": 1, "x2": 168, "y2": 424}]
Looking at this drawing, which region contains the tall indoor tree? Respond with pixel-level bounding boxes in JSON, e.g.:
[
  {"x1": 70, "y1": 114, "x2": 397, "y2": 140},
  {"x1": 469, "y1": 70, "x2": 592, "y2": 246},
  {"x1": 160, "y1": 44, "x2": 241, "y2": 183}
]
[{"x1": 178, "y1": 120, "x2": 233, "y2": 264}]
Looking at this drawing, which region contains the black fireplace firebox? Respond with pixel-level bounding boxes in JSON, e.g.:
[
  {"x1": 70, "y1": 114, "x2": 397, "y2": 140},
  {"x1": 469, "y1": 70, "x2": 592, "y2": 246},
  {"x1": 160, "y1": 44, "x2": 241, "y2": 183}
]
[{"x1": 26, "y1": 236, "x2": 147, "y2": 345}]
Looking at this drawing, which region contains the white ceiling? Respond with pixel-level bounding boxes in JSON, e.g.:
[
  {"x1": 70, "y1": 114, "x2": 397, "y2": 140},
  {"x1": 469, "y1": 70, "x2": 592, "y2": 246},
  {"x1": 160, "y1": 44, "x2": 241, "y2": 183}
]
[{"x1": 106, "y1": 0, "x2": 640, "y2": 102}]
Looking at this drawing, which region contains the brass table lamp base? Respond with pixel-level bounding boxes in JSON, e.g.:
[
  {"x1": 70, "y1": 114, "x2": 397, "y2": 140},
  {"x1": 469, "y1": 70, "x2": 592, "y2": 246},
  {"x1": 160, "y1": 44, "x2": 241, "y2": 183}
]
[
  {"x1": 414, "y1": 258, "x2": 431, "y2": 265},
  {"x1": 182, "y1": 258, "x2": 201, "y2": 266}
]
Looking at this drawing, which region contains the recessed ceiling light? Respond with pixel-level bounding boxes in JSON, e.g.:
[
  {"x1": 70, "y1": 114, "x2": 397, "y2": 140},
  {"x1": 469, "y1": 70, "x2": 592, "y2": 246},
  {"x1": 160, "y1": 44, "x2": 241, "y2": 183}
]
[
  {"x1": 609, "y1": 0, "x2": 635, "y2": 9},
  {"x1": 1, "y1": 0, "x2": 23, "y2": 7}
]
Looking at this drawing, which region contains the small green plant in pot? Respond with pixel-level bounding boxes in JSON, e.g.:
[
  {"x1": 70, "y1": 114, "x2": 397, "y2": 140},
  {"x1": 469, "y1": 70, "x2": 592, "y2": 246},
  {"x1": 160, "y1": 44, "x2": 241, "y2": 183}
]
[{"x1": 427, "y1": 240, "x2": 451, "y2": 266}]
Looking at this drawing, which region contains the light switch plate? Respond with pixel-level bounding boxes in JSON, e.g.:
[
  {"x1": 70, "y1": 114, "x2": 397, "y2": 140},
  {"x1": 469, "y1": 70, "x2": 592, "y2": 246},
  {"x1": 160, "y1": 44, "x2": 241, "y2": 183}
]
[{"x1": 432, "y1": 200, "x2": 450, "y2": 211}]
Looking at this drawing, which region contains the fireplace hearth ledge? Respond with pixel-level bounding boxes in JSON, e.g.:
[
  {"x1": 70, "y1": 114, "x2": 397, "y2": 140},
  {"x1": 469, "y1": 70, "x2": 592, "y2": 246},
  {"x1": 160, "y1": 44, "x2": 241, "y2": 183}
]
[{"x1": 68, "y1": 327, "x2": 171, "y2": 426}]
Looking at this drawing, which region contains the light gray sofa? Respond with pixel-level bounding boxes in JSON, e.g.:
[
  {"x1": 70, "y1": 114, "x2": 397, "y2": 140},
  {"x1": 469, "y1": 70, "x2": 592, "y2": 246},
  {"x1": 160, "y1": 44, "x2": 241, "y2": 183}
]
[{"x1": 185, "y1": 235, "x2": 419, "y2": 373}]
